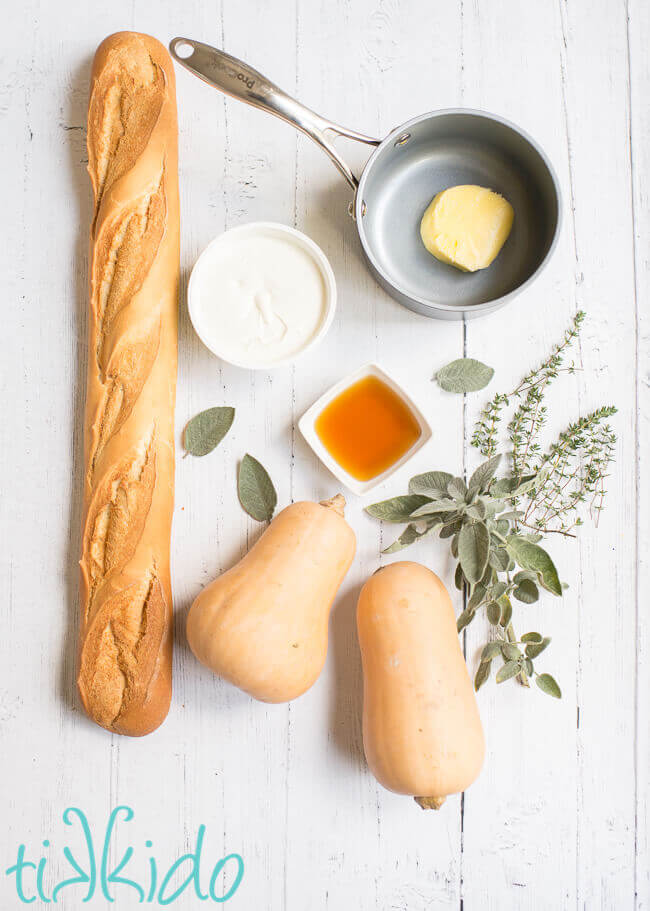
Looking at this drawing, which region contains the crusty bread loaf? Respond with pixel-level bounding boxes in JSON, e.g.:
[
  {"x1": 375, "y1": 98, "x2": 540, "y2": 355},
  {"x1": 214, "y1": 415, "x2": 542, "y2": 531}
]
[{"x1": 78, "y1": 32, "x2": 179, "y2": 736}]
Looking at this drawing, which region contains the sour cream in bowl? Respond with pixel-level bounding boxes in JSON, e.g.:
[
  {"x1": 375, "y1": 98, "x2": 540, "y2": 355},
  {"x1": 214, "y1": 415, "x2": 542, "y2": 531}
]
[{"x1": 188, "y1": 222, "x2": 336, "y2": 369}]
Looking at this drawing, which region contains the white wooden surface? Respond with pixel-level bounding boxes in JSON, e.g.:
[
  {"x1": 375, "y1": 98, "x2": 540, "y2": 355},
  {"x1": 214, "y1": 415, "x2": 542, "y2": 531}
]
[{"x1": 0, "y1": 0, "x2": 647, "y2": 908}]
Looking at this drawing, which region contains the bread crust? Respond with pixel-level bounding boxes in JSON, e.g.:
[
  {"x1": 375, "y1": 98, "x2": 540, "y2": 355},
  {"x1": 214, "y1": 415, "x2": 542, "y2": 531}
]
[{"x1": 78, "y1": 32, "x2": 179, "y2": 736}]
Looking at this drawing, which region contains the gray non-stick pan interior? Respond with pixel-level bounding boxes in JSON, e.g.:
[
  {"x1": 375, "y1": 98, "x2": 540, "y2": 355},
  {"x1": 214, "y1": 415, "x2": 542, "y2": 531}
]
[{"x1": 357, "y1": 111, "x2": 560, "y2": 318}]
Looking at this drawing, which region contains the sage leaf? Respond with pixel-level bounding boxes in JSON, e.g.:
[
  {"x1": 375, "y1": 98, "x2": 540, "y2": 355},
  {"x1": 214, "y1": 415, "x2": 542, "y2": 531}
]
[
  {"x1": 496, "y1": 660, "x2": 521, "y2": 683},
  {"x1": 523, "y1": 532, "x2": 544, "y2": 543},
  {"x1": 447, "y1": 477, "x2": 468, "y2": 500},
  {"x1": 489, "y1": 546, "x2": 510, "y2": 572},
  {"x1": 183, "y1": 406, "x2": 235, "y2": 457},
  {"x1": 486, "y1": 601, "x2": 501, "y2": 625},
  {"x1": 466, "y1": 501, "x2": 487, "y2": 520},
  {"x1": 436, "y1": 358, "x2": 495, "y2": 393},
  {"x1": 457, "y1": 608, "x2": 476, "y2": 633},
  {"x1": 440, "y1": 518, "x2": 463, "y2": 539},
  {"x1": 491, "y1": 473, "x2": 537, "y2": 499},
  {"x1": 507, "y1": 536, "x2": 562, "y2": 596},
  {"x1": 481, "y1": 641, "x2": 503, "y2": 661},
  {"x1": 409, "y1": 498, "x2": 456, "y2": 517},
  {"x1": 383, "y1": 524, "x2": 418, "y2": 553},
  {"x1": 501, "y1": 642, "x2": 521, "y2": 661},
  {"x1": 521, "y1": 632, "x2": 543, "y2": 643},
  {"x1": 468, "y1": 454, "x2": 502, "y2": 495},
  {"x1": 526, "y1": 637, "x2": 551, "y2": 659},
  {"x1": 475, "y1": 659, "x2": 492, "y2": 691},
  {"x1": 499, "y1": 594, "x2": 513, "y2": 627},
  {"x1": 513, "y1": 578, "x2": 539, "y2": 604},
  {"x1": 484, "y1": 499, "x2": 499, "y2": 518},
  {"x1": 238, "y1": 454, "x2": 277, "y2": 522},
  {"x1": 454, "y1": 562, "x2": 464, "y2": 590},
  {"x1": 490, "y1": 581, "x2": 508, "y2": 600},
  {"x1": 366, "y1": 495, "x2": 431, "y2": 523},
  {"x1": 426, "y1": 515, "x2": 446, "y2": 532},
  {"x1": 524, "y1": 658, "x2": 534, "y2": 676},
  {"x1": 467, "y1": 582, "x2": 487, "y2": 611},
  {"x1": 490, "y1": 477, "x2": 517, "y2": 498},
  {"x1": 510, "y1": 474, "x2": 540, "y2": 497},
  {"x1": 382, "y1": 521, "x2": 435, "y2": 553},
  {"x1": 451, "y1": 533, "x2": 460, "y2": 559},
  {"x1": 536, "y1": 673, "x2": 561, "y2": 698},
  {"x1": 514, "y1": 570, "x2": 538, "y2": 584},
  {"x1": 481, "y1": 563, "x2": 496, "y2": 586},
  {"x1": 409, "y1": 470, "x2": 453, "y2": 497},
  {"x1": 458, "y1": 522, "x2": 490, "y2": 584}
]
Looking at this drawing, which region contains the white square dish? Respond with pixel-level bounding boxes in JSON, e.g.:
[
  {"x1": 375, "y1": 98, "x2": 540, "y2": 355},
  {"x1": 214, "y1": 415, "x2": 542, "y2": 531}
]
[{"x1": 298, "y1": 363, "x2": 433, "y2": 496}]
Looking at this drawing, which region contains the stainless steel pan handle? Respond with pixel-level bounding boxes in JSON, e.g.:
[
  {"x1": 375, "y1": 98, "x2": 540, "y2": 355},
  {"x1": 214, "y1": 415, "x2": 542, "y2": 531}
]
[{"x1": 169, "y1": 37, "x2": 380, "y2": 191}]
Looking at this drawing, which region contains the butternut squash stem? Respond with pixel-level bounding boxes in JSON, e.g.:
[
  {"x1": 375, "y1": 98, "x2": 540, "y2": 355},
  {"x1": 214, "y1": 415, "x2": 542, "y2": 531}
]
[
  {"x1": 415, "y1": 796, "x2": 446, "y2": 810},
  {"x1": 319, "y1": 493, "x2": 346, "y2": 517}
]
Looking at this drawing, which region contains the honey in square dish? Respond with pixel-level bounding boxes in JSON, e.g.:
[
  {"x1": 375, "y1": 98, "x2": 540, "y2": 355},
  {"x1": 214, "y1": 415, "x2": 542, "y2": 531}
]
[{"x1": 314, "y1": 375, "x2": 421, "y2": 482}]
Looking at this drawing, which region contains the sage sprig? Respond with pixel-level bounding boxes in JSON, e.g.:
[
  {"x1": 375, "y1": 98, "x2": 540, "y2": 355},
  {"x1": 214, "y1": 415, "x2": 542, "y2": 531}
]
[
  {"x1": 367, "y1": 454, "x2": 565, "y2": 695},
  {"x1": 367, "y1": 312, "x2": 617, "y2": 697}
]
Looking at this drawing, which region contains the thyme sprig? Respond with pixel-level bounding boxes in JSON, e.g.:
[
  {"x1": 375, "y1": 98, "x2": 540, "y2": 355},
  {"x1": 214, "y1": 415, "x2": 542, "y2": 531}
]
[
  {"x1": 472, "y1": 310, "x2": 584, "y2": 462},
  {"x1": 367, "y1": 312, "x2": 617, "y2": 697},
  {"x1": 524, "y1": 407, "x2": 617, "y2": 534}
]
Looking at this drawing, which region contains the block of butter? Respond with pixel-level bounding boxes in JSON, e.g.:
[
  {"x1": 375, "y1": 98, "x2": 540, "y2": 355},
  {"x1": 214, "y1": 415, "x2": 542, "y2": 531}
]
[{"x1": 420, "y1": 185, "x2": 514, "y2": 273}]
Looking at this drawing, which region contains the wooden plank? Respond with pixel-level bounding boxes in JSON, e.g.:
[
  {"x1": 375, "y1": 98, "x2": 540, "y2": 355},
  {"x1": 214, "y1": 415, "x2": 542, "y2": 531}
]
[
  {"x1": 556, "y1": 0, "x2": 639, "y2": 906},
  {"x1": 0, "y1": 3, "x2": 122, "y2": 905},
  {"x1": 457, "y1": 1, "x2": 582, "y2": 907},
  {"x1": 170, "y1": 2, "x2": 298, "y2": 909},
  {"x1": 283, "y1": 2, "x2": 466, "y2": 909},
  {"x1": 628, "y1": 0, "x2": 650, "y2": 907}
]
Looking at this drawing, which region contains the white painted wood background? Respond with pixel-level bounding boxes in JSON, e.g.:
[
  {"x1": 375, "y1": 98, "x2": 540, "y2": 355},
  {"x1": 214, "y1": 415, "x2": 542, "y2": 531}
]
[{"x1": 0, "y1": 0, "x2": 647, "y2": 908}]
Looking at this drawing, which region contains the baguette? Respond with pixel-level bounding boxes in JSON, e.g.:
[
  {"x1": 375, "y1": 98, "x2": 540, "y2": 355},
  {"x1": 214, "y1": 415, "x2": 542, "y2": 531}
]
[{"x1": 78, "y1": 32, "x2": 179, "y2": 736}]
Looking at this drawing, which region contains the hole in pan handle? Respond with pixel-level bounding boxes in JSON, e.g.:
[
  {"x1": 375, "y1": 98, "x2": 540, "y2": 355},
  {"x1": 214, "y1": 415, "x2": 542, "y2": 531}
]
[{"x1": 169, "y1": 37, "x2": 380, "y2": 192}]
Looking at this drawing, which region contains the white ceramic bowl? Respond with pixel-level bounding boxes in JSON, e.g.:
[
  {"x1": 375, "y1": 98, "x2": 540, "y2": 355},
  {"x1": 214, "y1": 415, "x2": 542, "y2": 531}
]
[
  {"x1": 187, "y1": 222, "x2": 337, "y2": 370},
  {"x1": 298, "y1": 363, "x2": 433, "y2": 496}
]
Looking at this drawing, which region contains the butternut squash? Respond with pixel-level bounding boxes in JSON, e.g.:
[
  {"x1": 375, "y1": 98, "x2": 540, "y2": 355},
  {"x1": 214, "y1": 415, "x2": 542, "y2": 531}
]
[
  {"x1": 357, "y1": 561, "x2": 485, "y2": 808},
  {"x1": 187, "y1": 495, "x2": 356, "y2": 703}
]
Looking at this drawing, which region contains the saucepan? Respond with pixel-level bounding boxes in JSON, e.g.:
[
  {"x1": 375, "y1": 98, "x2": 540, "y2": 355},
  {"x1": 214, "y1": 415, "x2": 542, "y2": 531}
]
[{"x1": 170, "y1": 37, "x2": 560, "y2": 321}]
